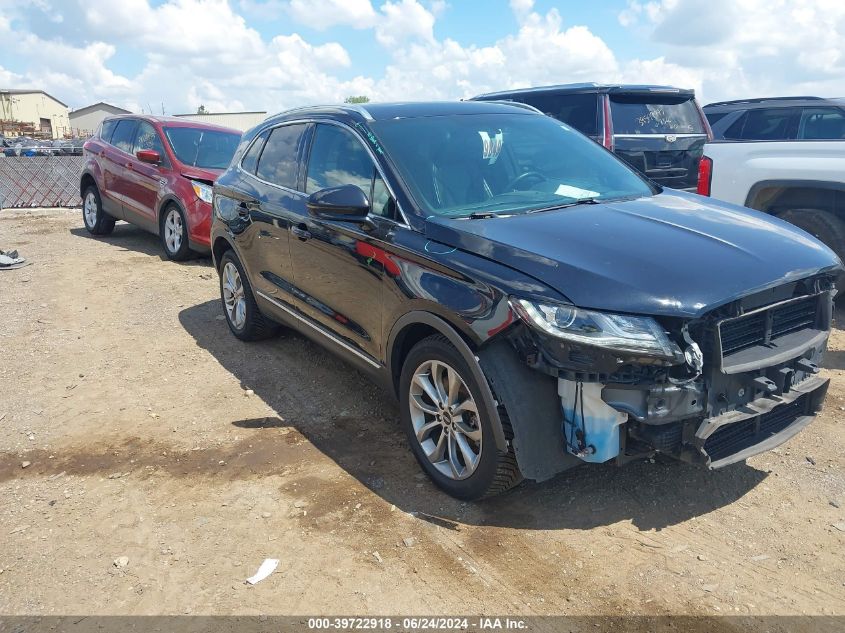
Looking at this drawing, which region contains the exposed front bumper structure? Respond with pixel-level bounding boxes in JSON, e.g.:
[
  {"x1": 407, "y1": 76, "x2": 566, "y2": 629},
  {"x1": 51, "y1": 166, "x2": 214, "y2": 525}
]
[
  {"x1": 688, "y1": 374, "x2": 828, "y2": 468},
  {"x1": 548, "y1": 285, "x2": 835, "y2": 470}
]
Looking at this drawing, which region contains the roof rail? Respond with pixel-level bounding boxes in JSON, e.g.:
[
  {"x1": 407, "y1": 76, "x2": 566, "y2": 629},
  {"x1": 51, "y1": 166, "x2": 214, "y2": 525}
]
[
  {"x1": 482, "y1": 100, "x2": 544, "y2": 114},
  {"x1": 270, "y1": 103, "x2": 374, "y2": 121},
  {"x1": 705, "y1": 96, "x2": 823, "y2": 107}
]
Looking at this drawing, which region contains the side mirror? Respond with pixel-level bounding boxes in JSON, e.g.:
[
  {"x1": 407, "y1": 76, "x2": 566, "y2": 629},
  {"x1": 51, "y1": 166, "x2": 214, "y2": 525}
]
[
  {"x1": 136, "y1": 149, "x2": 161, "y2": 164},
  {"x1": 307, "y1": 184, "x2": 370, "y2": 220}
]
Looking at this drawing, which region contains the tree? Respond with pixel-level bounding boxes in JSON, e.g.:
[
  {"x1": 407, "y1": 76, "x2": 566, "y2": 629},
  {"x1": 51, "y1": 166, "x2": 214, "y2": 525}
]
[
  {"x1": 343, "y1": 96, "x2": 370, "y2": 104},
  {"x1": 196, "y1": 105, "x2": 208, "y2": 114}
]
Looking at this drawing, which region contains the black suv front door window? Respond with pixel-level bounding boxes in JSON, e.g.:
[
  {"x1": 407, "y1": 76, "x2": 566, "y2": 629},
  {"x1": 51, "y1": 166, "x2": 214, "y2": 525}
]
[{"x1": 305, "y1": 124, "x2": 374, "y2": 195}]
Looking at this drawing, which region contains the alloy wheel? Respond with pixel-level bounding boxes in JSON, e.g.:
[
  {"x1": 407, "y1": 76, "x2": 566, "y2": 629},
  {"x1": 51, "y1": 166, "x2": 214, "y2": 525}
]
[
  {"x1": 408, "y1": 359, "x2": 482, "y2": 480},
  {"x1": 83, "y1": 192, "x2": 98, "y2": 228},
  {"x1": 222, "y1": 262, "x2": 246, "y2": 329},
  {"x1": 164, "y1": 208, "x2": 183, "y2": 254}
]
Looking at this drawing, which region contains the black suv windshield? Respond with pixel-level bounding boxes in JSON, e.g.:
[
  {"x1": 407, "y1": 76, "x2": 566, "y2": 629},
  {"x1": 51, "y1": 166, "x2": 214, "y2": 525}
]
[
  {"x1": 163, "y1": 127, "x2": 240, "y2": 169},
  {"x1": 610, "y1": 94, "x2": 704, "y2": 134},
  {"x1": 370, "y1": 113, "x2": 655, "y2": 218}
]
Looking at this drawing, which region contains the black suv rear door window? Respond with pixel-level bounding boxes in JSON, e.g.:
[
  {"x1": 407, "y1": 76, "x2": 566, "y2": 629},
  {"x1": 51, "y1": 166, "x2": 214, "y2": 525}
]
[
  {"x1": 255, "y1": 124, "x2": 307, "y2": 189},
  {"x1": 305, "y1": 124, "x2": 374, "y2": 194},
  {"x1": 518, "y1": 93, "x2": 599, "y2": 137},
  {"x1": 111, "y1": 119, "x2": 137, "y2": 154},
  {"x1": 798, "y1": 107, "x2": 845, "y2": 140},
  {"x1": 610, "y1": 95, "x2": 704, "y2": 134},
  {"x1": 240, "y1": 130, "x2": 269, "y2": 175}
]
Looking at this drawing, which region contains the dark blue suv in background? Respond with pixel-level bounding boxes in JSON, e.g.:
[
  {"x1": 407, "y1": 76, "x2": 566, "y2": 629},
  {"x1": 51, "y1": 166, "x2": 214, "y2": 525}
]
[
  {"x1": 472, "y1": 83, "x2": 712, "y2": 192},
  {"x1": 210, "y1": 101, "x2": 839, "y2": 500}
]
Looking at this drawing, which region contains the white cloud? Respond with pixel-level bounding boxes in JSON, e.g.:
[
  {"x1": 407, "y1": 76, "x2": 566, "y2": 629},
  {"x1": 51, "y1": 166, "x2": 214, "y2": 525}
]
[
  {"x1": 617, "y1": 0, "x2": 845, "y2": 102},
  {"x1": 509, "y1": 0, "x2": 534, "y2": 22},
  {"x1": 2, "y1": 0, "x2": 842, "y2": 116},
  {"x1": 288, "y1": 0, "x2": 377, "y2": 30},
  {"x1": 375, "y1": 0, "x2": 437, "y2": 47}
]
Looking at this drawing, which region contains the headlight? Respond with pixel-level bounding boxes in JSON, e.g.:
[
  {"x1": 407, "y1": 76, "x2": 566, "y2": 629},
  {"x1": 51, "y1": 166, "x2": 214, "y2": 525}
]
[
  {"x1": 191, "y1": 180, "x2": 213, "y2": 204},
  {"x1": 511, "y1": 298, "x2": 683, "y2": 361}
]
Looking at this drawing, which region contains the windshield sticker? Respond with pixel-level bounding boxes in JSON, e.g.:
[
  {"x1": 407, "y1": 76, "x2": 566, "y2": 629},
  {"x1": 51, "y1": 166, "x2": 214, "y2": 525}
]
[
  {"x1": 555, "y1": 184, "x2": 600, "y2": 199},
  {"x1": 478, "y1": 130, "x2": 503, "y2": 164}
]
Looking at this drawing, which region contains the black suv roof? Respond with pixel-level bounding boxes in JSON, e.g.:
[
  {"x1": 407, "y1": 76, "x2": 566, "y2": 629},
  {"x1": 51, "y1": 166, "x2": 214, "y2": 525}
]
[
  {"x1": 704, "y1": 96, "x2": 845, "y2": 111},
  {"x1": 473, "y1": 82, "x2": 695, "y2": 99},
  {"x1": 268, "y1": 100, "x2": 537, "y2": 124}
]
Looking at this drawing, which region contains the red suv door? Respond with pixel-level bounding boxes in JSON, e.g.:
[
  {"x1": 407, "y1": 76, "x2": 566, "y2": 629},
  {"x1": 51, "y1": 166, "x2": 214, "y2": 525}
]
[
  {"x1": 102, "y1": 118, "x2": 138, "y2": 214},
  {"x1": 122, "y1": 120, "x2": 168, "y2": 232}
]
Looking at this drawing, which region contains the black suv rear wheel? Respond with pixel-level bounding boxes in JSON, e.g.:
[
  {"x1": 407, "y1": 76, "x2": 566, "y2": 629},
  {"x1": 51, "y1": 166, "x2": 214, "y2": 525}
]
[{"x1": 218, "y1": 250, "x2": 279, "y2": 341}]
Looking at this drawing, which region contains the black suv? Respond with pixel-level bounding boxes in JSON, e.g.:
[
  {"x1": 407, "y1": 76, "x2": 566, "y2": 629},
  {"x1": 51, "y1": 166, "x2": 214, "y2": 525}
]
[
  {"x1": 211, "y1": 101, "x2": 839, "y2": 500},
  {"x1": 472, "y1": 83, "x2": 711, "y2": 191},
  {"x1": 704, "y1": 96, "x2": 845, "y2": 141}
]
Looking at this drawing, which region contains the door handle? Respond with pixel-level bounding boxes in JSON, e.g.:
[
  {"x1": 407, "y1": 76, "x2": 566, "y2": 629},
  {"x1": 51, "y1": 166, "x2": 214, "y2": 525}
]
[
  {"x1": 291, "y1": 224, "x2": 311, "y2": 241},
  {"x1": 125, "y1": 162, "x2": 134, "y2": 170}
]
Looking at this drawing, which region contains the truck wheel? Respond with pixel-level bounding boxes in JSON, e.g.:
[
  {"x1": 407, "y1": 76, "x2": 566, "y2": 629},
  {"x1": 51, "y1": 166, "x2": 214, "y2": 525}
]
[
  {"x1": 399, "y1": 334, "x2": 522, "y2": 500},
  {"x1": 779, "y1": 208, "x2": 845, "y2": 289},
  {"x1": 218, "y1": 250, "x2": 279, "y2": 341},
  {"x1": 82, "y1": 185, "x2": 115, "y2": 235}
]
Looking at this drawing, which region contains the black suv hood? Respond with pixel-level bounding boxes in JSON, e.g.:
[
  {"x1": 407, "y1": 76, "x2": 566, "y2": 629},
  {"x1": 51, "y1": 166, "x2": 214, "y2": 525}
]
[{"x1": 424, "y1": 191, "x2": 842, "y2": 318}]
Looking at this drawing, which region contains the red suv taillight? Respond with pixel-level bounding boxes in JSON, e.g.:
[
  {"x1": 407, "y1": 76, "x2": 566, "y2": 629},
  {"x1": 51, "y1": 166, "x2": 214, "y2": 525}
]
[{"x1": 697, "y1": 155, "x2": 713, "y2": 196}]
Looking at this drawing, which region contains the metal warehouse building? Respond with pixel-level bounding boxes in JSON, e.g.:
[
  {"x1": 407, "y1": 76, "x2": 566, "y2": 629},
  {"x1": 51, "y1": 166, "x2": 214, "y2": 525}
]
[
  {"x1": 69, "y1": 102, "x2": 131, "y2": 137},
  {"x1": 0, "y1": 88, "x2": 70, "y2": 138},
  {"x1": 174, "y1": 111, "x2": 268, "y2": 131}
]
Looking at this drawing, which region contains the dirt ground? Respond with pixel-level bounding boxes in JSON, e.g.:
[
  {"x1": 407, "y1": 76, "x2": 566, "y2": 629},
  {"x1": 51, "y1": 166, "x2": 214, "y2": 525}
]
[{"x1": 0, "y1": 207, "x2": 844, "y2": 619}]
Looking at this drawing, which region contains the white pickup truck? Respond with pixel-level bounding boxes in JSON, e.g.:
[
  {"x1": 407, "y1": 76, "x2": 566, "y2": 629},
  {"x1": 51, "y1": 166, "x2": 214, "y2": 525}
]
[{"x1": 700, "y1": 141, "x2": 845, "y2": 266}]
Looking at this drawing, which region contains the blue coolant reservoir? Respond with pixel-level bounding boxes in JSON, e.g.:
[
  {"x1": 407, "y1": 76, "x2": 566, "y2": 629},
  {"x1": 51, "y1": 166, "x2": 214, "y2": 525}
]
[{"x1": 559, "y1": 380, "x2": 627, "y2": 463}]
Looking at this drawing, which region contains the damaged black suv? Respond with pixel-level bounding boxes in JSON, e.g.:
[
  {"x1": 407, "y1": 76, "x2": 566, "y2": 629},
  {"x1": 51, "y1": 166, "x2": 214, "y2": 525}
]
[{"x1": 211, "y1": 101, "x2": 841, "y2": 500}]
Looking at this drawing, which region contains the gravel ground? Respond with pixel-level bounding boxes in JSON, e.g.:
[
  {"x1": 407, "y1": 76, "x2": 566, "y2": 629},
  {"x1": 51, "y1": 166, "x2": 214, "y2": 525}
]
[{"x1": 0, "y1": 207, "x2": 843, "y2": 621}]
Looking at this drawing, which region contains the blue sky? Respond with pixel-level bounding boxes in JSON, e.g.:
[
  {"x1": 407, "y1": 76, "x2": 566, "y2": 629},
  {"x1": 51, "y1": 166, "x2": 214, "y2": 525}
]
[{"x1": 0, "y1": 0, "x2": 843, "y2": 114}]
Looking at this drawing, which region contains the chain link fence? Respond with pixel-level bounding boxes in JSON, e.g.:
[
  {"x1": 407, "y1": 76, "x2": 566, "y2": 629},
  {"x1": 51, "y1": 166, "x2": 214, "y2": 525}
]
[{"x1": 0, "y1": 156, "x2": 84, "y2": 208}]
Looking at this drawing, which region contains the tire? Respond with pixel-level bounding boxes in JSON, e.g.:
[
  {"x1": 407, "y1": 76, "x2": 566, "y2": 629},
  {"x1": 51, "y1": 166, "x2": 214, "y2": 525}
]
[
  {"x1": 779, "y1": 208, "x2": 845, "y2": 290},
  {"x1": 218, "y1": 250, "x2": 279, "y2": 341},
  {"x1": 160, "y1": 204, "x2": 192, "y2": 261},
  {"x1": 81, "y1": 185, "x2": 115, "y2": 235},
  {"x1": 399, "y1": 334, "x2": 522, "y2": 500}
]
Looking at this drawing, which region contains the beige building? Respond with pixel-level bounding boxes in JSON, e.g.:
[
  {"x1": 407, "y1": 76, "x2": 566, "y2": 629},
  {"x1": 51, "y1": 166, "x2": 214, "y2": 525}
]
[
  {"x1": 0, "y1": 89, "x2": 70, "y2": 139},
  {"x1": 174, "y1": 111, "x2": 267, "y2": 131},
  {"x1": 69, "y1": 102, "x2": 131, "y2": 137}
]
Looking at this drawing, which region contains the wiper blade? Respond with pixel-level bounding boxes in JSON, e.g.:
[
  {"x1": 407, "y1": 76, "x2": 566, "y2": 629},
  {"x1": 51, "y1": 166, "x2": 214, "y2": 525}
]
[
  {"x1": 565, "y1": 197, "x2": 600, "y2": 206},
  {"x1": 527, "y1": 197, "x2": 601, "y2": 214},
  {"x1": 467, "y1": 211, "x2": 500, "y2": 219}
]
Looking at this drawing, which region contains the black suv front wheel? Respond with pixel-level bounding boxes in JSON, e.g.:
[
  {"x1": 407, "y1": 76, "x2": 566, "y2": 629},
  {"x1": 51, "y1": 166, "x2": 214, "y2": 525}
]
[{"x1": 399, "y1": 334, "x2": 522, "y2": 500}]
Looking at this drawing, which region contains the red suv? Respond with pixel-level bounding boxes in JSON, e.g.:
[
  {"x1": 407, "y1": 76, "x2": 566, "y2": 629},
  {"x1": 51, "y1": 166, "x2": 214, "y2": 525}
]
[{"x1": 79, "y1": 115, "x2": 241, "y2": 259}]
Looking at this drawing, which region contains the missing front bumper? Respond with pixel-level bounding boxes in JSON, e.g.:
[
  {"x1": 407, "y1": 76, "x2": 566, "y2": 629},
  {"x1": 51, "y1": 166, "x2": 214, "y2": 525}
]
[{"x1": 689, "y1": 375, "x2": 829, "y2": 468}]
